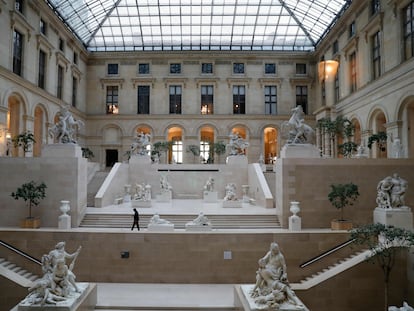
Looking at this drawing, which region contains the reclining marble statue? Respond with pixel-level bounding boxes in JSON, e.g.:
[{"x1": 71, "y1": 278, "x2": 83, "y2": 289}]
[
  {"x1": 20, "y1": 241, "x2": 83, "y2": 307},
  {"x1": 49, "y1": 105, "x2": 84, "y2": 144},
  {"x1": 249, "y1": 242, "x2": 306, "y2": 310}
]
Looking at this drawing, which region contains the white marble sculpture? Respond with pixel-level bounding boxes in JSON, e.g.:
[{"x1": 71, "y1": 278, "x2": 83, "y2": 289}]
[
  {"x1": 281, "y1": 106, "x2": 314, "y2": 144},
  {"x1": 20, "y1": 242, "x2": 82, "y2": 306},
  {"x1": 389, "y1": 302, "x2": 414, "y2": 311},
  {"x1": 131, "y1": 131, "x2": 151, "y2": 156},
  {"x1": 160, "y1": 174, "x2": 172, "y2": 193},
  {"x1": 187, "y1": 212, "x2": 211, "y2": 226},
  {"x1": 376, "y1": 173, "x2": 408, "y2": 209},
  {"x1": 204, "y1": 177, "x2": 215, "y2": 192},
  {"x1": 134, "y1": 182, "x2": 151, "y2": 201},
  {"x1": 227, "y1": 132, "x2": 249, "y2": 155},
  {"x1": 149, "y1": 213, "x2": 171, "y2": 225},
  {"x1": 49, "y1": 105, "x2": 84, "y2": 144},
  {"x1": 224, "y1": 183, "x2": 238, "y2": 201},
  {"x1": 391, "y1": 138, "x2": 404, "y2": 158},
  {"x1": 250, "y1": 242, "x2": 306, "y2": 310}
]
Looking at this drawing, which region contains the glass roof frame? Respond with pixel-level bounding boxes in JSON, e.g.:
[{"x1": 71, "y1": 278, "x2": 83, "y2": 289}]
[{"x1": 45, "y1": 0, "x2": 352, "y2": 52}]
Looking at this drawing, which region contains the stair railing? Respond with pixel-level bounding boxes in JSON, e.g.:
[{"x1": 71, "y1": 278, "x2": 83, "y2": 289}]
[
  {"x1": 299, "y1": 238, "x2": 355, "y2": 268},
  {"x1": 0, "y1": 239, "x2": 41, "y2": 265}
]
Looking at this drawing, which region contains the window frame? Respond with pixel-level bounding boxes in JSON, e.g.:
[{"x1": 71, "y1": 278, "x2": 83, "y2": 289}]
[
  {"x1": 106, "y1": 85, "x2": 119, "y2": 114},
  {"x1": 137, "y1": 85, "x2": 150, "y2": 114}
]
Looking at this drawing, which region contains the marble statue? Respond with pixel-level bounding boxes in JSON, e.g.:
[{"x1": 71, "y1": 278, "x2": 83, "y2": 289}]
[
  {"x1": 149, "y1": 213, "x2": 171, "y2": 225},
  {"x1": 250, "y1": 242, "x2": 305, "y2": 310},
  {"x1": 391, "y1": 138, "x2": 404, "y2": 158},
  {"x1": 20, "y1": 241, "x2": 82, "y2": 306},
  {"x1": 131, "y1": 131, "x2": 151, "y2": 156},
  {"x1": 204, "y1": 177, "x2": 215, "y2": 192},
  {"x1": 281, "y1": 106, "x2": 314, "y2": 144},
  {"x1": 134, "y1": 182, "x2": 151, "y2": 201},
  {"x1": 389, "y1": 302, "x2": 414, "y2": 311},
  {"x1": 186, "y1": 212, "x2": 211, "y2": 226},
  {"x1": 224, "y1": 183, "x2": 238, "y2": 201},
  {"x1": 49, "y1": 105, "x2": 84, "y2": 144},
  {"x1": 160, "y1": 174, "x2": 172, "y2": 193},
  {"x1": 227, "y1": 132, "x2": 249, "y2": 155},
  {"x1": 376, "y1": 173, "x2": 408, "y2": 209}
]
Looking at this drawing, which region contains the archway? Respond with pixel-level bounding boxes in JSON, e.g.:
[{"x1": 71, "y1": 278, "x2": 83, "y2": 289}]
[
  {"x1": 7, "y1": 95, "x2": 23, "y2": 157},
  {"x1": 351, "y1": 118, "x2": 361, "y2": 146},
  {"x1": 370, "y1": 110, "x2": 387, "y2": 158},
  {"x1": 263, "y1": 127, "x2": 278, "y2": 163},
  {"x1": 168, "y1": 126, "x2": 183, "y2": 164},
  {"x1": 33, "y1": 106, "x2": 45, "y2": 157},
  {"x1": 200, "y1": 126, "x2": 215, "y2": 163}
]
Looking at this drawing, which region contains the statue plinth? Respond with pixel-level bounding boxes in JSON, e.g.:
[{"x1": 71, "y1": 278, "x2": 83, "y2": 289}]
[
  {"x1": 42, "y1": 144, "x2": 82, "y2": 158},
  {"x1": 129, "y1": 155, "x2": 152, "y2": 165},
  {"x1": 203, "y1": 191, "x2": 218, "y2": 203},
  {"x1": 185, "y1": 223, "x2": 212, "y2": 231},
  {"x1": 131, "y1": 200, "x2": 152, "y2": 207},
  {"x1": 226, "y1": 155, "x2": 248, "y2": 166},
  {"x1": 222, "y1": 200, "x2": 243, "y2": 208},
  {"x1": 280, "y1": 144, "x2": 320, "y2": 159},
  {"x1": 373, "y1": 207, "x2": 413, "y2": 230},
  {"x1": 147, "y1": 223, "x2": 174, "y2": 231},
  {"x1": 156, "y1": 191, "x2": 172, "y2": 202}
]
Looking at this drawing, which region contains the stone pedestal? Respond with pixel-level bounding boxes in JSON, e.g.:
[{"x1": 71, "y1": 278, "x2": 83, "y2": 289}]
[
  {"x1": 289, "y1": 215, "x2": 301, "y2": 231},
  {"x1": 58, "y1": 214, "x2": 71, "y2": 229},
  {"x1": 226, "y1": 155, "x2": 248, "y2": 166},
  {"x1": 234, "y1": 285, "x2": 309, "y2": 311},
  {"x1": 131, "y1": 200, "x2": 152, "y2": 207},
  {"x1": 129, "y1": 155, "x2": 152, "y2": 165},
  {"x1": 15, "y1": 283, "x2": 96, "y2": 311},
  {"x1": 147, "y1": 223, "x2": 174, "y2": 231},
  {"x1": 222, "y1": 200, "x2": 243, "y2": 208},
  {"x1": 280, "y1": 144, "x2": 320, "y2": 158},
  {"x1": 156, "y1": 191, "x2": 172, "y2": 202},
  {"x1": 185, "y1": 223, "x2": 212, "y2": 231},
  {"x1": 42, "y1": 144, "x2": 83, "y2": 158},
  {"x1": 203, "y1": 191, "x2": 218, "y2": 203},
  {"x1": 373, "y1": 207, "x2": 413, "y2": 230}
]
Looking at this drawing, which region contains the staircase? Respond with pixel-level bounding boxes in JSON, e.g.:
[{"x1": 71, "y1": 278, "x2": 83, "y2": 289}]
[
  {"x1": 87, "y1": 171, "x2": 110, "y2": 207},
  {"x1": 0, "y1": 258, "x2": 39, "y2": 288},
  {"x1": 80, "y1": 213, "x2": 281, "y2": 229}
]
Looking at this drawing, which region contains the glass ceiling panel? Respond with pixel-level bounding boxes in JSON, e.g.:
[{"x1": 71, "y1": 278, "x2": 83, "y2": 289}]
[{"x1": 45, "y1": 0, "x2": 352, "y2": 52}]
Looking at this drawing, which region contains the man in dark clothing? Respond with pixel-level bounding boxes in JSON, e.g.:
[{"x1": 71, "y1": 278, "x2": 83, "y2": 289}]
[{"x1": 131, "y1": 208, "x2": 140, "y2": 231}]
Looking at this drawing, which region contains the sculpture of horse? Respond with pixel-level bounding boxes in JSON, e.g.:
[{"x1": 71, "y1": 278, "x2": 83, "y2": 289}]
[
  {"x1": 281, "y1": 106, "x2": 315, "y2": 144},
  {"x1": 49, "y1": 107, "x2": 84, "y2": 143}
]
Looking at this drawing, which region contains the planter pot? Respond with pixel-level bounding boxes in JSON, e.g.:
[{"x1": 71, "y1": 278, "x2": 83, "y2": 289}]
[
  {"x1": 20, "y1": 217, "x2": 40, "y2": 229},
  {"x1": 331, "y1": 219, "x2": 352, "y2": 230}
]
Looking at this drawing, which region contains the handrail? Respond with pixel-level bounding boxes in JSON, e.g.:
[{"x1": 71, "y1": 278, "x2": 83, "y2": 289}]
[
  {"x1": 299, "y1": 238, "x2": 355, "y2": 268},
  {"x1": 0, "y1": 240, "x2": 41, "y2": 266}
]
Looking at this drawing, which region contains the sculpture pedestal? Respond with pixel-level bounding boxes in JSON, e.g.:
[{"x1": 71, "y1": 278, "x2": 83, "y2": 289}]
[
  {"x1": 147, "y1": 223, "x2": 174, "y2": 231},
  {"x1": 203, "y1": 191, "x2": 218, "y2": 203},
  {"x1": 222, "y1": 200, "x2": 243, "y2": 208},
  {"x1": 156, "y1": 191, "x2": 172, "y2": 202},
  {"x1": 15, "y1": 283, "x2": 96, "y2": 311},
  {"x1": 185, "y1": 223, "x2": 212, "y2": 231},
  {"x1": 129, "y1": 155, "x2": 151, "y2": 165},
  {"x1": 131, "y1": 200, "x2": 152, "y2": 208},
  {"x1": 234, "y1": 285, "x2": 309, "y2": 311},
  {"x1": 226, "y1": 155, "x2": 248, "y2": 166},
  {"x1": 58, "y1": 214, "x2": 71, "y2": 229},
  {"x1": 280, "y1": 144, "x2": 320, "y2": 159},
  {"x1": 289, "y1": 215, "x2": 301, "y2": 231},
  {"x1": 42, "y1": 144, "x2": 83, "y2": 158},
  {"x1": 373, "y1": 207, "x2": 413, "y2": 230}
]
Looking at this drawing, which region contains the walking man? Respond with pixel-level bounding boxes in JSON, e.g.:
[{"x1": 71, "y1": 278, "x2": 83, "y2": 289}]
[{"x1": 131, "y1": 208, "x2": 140, "y2": 231}]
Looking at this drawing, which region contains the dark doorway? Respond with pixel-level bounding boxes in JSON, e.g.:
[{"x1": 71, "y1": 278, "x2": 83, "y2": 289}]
[{"x1": 106, "y1": 149, "x2": 118, "y2": 167}]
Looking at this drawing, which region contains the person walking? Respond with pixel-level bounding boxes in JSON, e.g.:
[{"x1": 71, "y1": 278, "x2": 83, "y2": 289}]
[{"x1": 131, "y1": 208, "x2": 140, "y2": 231}]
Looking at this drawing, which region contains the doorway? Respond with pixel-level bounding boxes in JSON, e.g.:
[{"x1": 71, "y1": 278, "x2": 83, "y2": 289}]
[{"x1": 105, "y1": 149, "x2": 118, "y2": 167}]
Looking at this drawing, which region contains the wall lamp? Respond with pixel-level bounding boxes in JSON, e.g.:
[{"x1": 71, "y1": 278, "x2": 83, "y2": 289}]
[{"x1": 318, "y1": 60, "x2": 339, "y2": 83}]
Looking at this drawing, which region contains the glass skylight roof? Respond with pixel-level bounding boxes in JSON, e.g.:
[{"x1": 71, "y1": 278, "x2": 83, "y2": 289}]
[{"x1": 45, "y1": 0, "x2": 352, "y2": 52}]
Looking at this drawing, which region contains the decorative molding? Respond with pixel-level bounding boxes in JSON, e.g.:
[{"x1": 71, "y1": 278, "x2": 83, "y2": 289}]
[
  {"x1": 343, "y1": 36, "x2": 359, "y2": 60},
  {"x1": 131, "y1": 78, "x2": 157, "y2": 88},
  {"x1": 10, "y1": 11, "x2": 34, "y2": 42},
  {"x1": 194, "y1": 77, "x2": 220, "y2": 88},
  {"x1": 71, "y1": 64, "x2": 82, "y2": 81},
  {"x1": 288, "y1": 77, "x2": 314, "y2": 88},
  {"x1": 362, "y1": 12, "x2": 383, "y2": 42},
  {"x1": 258, "y1": 78, "x2": 283, "y2": 88},
  {"x1": 55, "y1": 50, "x2": 70, "y2": 71},
  {"x1": 36, "y1": 34, "x2": 54, "y2": 58},
  {"x1": 163, "y1": 77, "x2": 188, "y2": 88},
  {"x1": 226, "y1": 77, "x2": 252, "y2": 88},
  {"x1": 100, "y1": 78, "x2": 125, "y2": 90}
]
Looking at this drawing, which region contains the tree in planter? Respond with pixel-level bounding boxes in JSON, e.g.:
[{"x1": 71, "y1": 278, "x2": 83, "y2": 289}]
[
  {"x1": 11, "y1": 181, "x2": 47, "y2": 220},
  {"x1": 186, "y1": 144, "x2": 200, "y2": 163},
  {"x1": 338, "y1": 141, "x2": 358, "y2": 158},
  {"x1": 12, "y1": 131, "x2": 36, "y2": 156},
  {"x1": 328, "y1": 182, "x2": 359, "y2": 228},
  {"x1": 212, "y1": 141, "x2": 226, "y2": 163},
  {"x1": 350, "y1": 223, "x2": 414, "y2": 311},
  {"x1": 152, "y1": 141, "x2": 173, "y2": 163},
  {"x1": 337, "y1": 117, "x2": 357, "y2": 158},
  {"x1": 368, "y1": 131, "x2": 388, "y2": 153}
]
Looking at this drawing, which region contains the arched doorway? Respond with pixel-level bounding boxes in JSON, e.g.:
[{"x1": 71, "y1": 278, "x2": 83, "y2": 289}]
[
  {"x1": 370, "y1": 110, "x2": 387, "y2": 158},
  {"x1": 33, "y1": 106, "x2": 45, "y2": 157},
  {"x1": 200, "y1": 126, "x2": 214, "y2": 163},
  {"x1": 351, "y1": 118, "x2": 361, "y2": 146},
  {"x1": 168, "y1": 126, "x2": 183, "y2": 164},
  {"x1": 8, "y1": 95, "x2": 23, "y2": 157},
  {"x1": 103, "y1": 126, "x2": 122, "y2": 167},
  {"x1": 263, "y1": 127, "x2": 278, "y2": 164}
]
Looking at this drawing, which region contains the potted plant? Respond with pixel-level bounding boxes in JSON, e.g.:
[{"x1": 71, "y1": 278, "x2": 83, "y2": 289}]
[
  {"x1": 368, "y1": 131, "x2": 387, "y2": 152},
  {"x1": 212, "y1": 141, "x2": 226, "y2": 164},
  {"x1": 186, "y1": 144, "x2": 200, "y2": 163},
  {"x1": 328, "y1": 182, "x2": 359, "y2": 230},
  {"x1": 12, "y1": 131, "x2": 36, "y2": 157},
  {"x1": 152, "y1": 141, "x2": 173, "y2": 163},
  {"x1": 11, "y1": 181, "x2": 47, "y2": 228}
]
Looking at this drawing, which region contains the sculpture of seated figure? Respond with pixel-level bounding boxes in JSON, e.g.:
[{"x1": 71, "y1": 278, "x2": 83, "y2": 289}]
[
  {"x1": 204, "y1": 177, "x2": 215, "y2": 192},
  {"x1": 227, "y1": 132, "x2": 249, "y2": 156},
  {"x1": 224, "y1": 183, "x2": 238, "y2": 201},
  {"x1": 149, "y1": 213, "x2": 171, "y2": 225},
  {"x1": 251, "y1": 242, "x2": 304, "y2": 309},
  {"x1": 376, "y1": 173, "x2": 408, "y2": 209},
  {"x1": 187, "y1": 212, "x2": 211, "y2": 226}
]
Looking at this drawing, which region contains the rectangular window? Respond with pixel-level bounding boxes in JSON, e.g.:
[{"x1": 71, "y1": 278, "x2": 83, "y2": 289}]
[
  {"x1": 333, "y1": 40, "x2": 339, "y2": 54},
  {"x1": 265, "y1": 63, "x2": 276, "y2": 74},
  {"x1": 371, "y1": 0, "x2": 380, "y2": 15},
  {"x1": 372, "y1": 31, "x2": 381, "y2": 79},
  {"x1": 15, "y1": 0, "x2": 24, "y2": 13},
  {"x1": 73, "y1": 52, "x2": 78, "y2": 65},
  {"x1": 137, "y1": 86, "x2": 150, "y2": 114},
  {"x1": 296, "y1": 63, "x2": 307, "y2": 75},
  {"x1": 38, "y1": 50, "x2": 46, "y2": 89},
  {"x1": 404, "y1": 2, "x2": 414, "y2": 60},
  {"x1": 40, "y1": 19, "x2": 47, "y2": 35},
  {"x1": 170, "y1": 63, "x2": 181, "y2": 74},
  {"x1": 57, "y1": 65, "x2": 63, "y2": 99},
  {"x1": 138, "y1": 63, "x2": 150, "y2": 74},
  {"x1": 169, "y1": 85, "x2": 182, "y2": 114},
  {"x1": 264, "y1": 86, "x2": 277, "y2": 115},
  {"x1": 296, "y1": 86, "x2": 308, "y2": 114},
  {"x1": 334, "y1": 70, "x2": 340, "y2": 103},
  {"x1": 233, "y1": 85, "x2": 245, "y2": 114},
  {"x1": 13, "y1": 30, "x2": 23, "y2": 76},
  {"x1": 349, "y1": 21, "x2": 356, "y2": 38},
  {"x1": 59, "y1": 38, "x2": 64, "y2": 51},
  {"x1": 201, "y1": 85, "x2": 214, "y2": 115},
  {"x1": 72, "y1": 77, "x2": 77, "y2": 107},
  {"x1": 199, "y1": 140, "x2": 211, "y2": 163},
  {"x1": 171, "y1": 140, "x2": 183, "y2": 163},
  {"x1": 201, "y1": 63, "x2": 213, "y2": 74},
  {"x1": 106, "y1": 86, "x2": 119, "y2": 114},
  {"x1": 349, "y1": 52, "x2": 357, "y2": 93},
  {"x1": 107, "y1": 63, "x2": 118, "y2": 75},
  {"x1": 233, "y1": 63, "x2": 245, "y2": 74}
]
